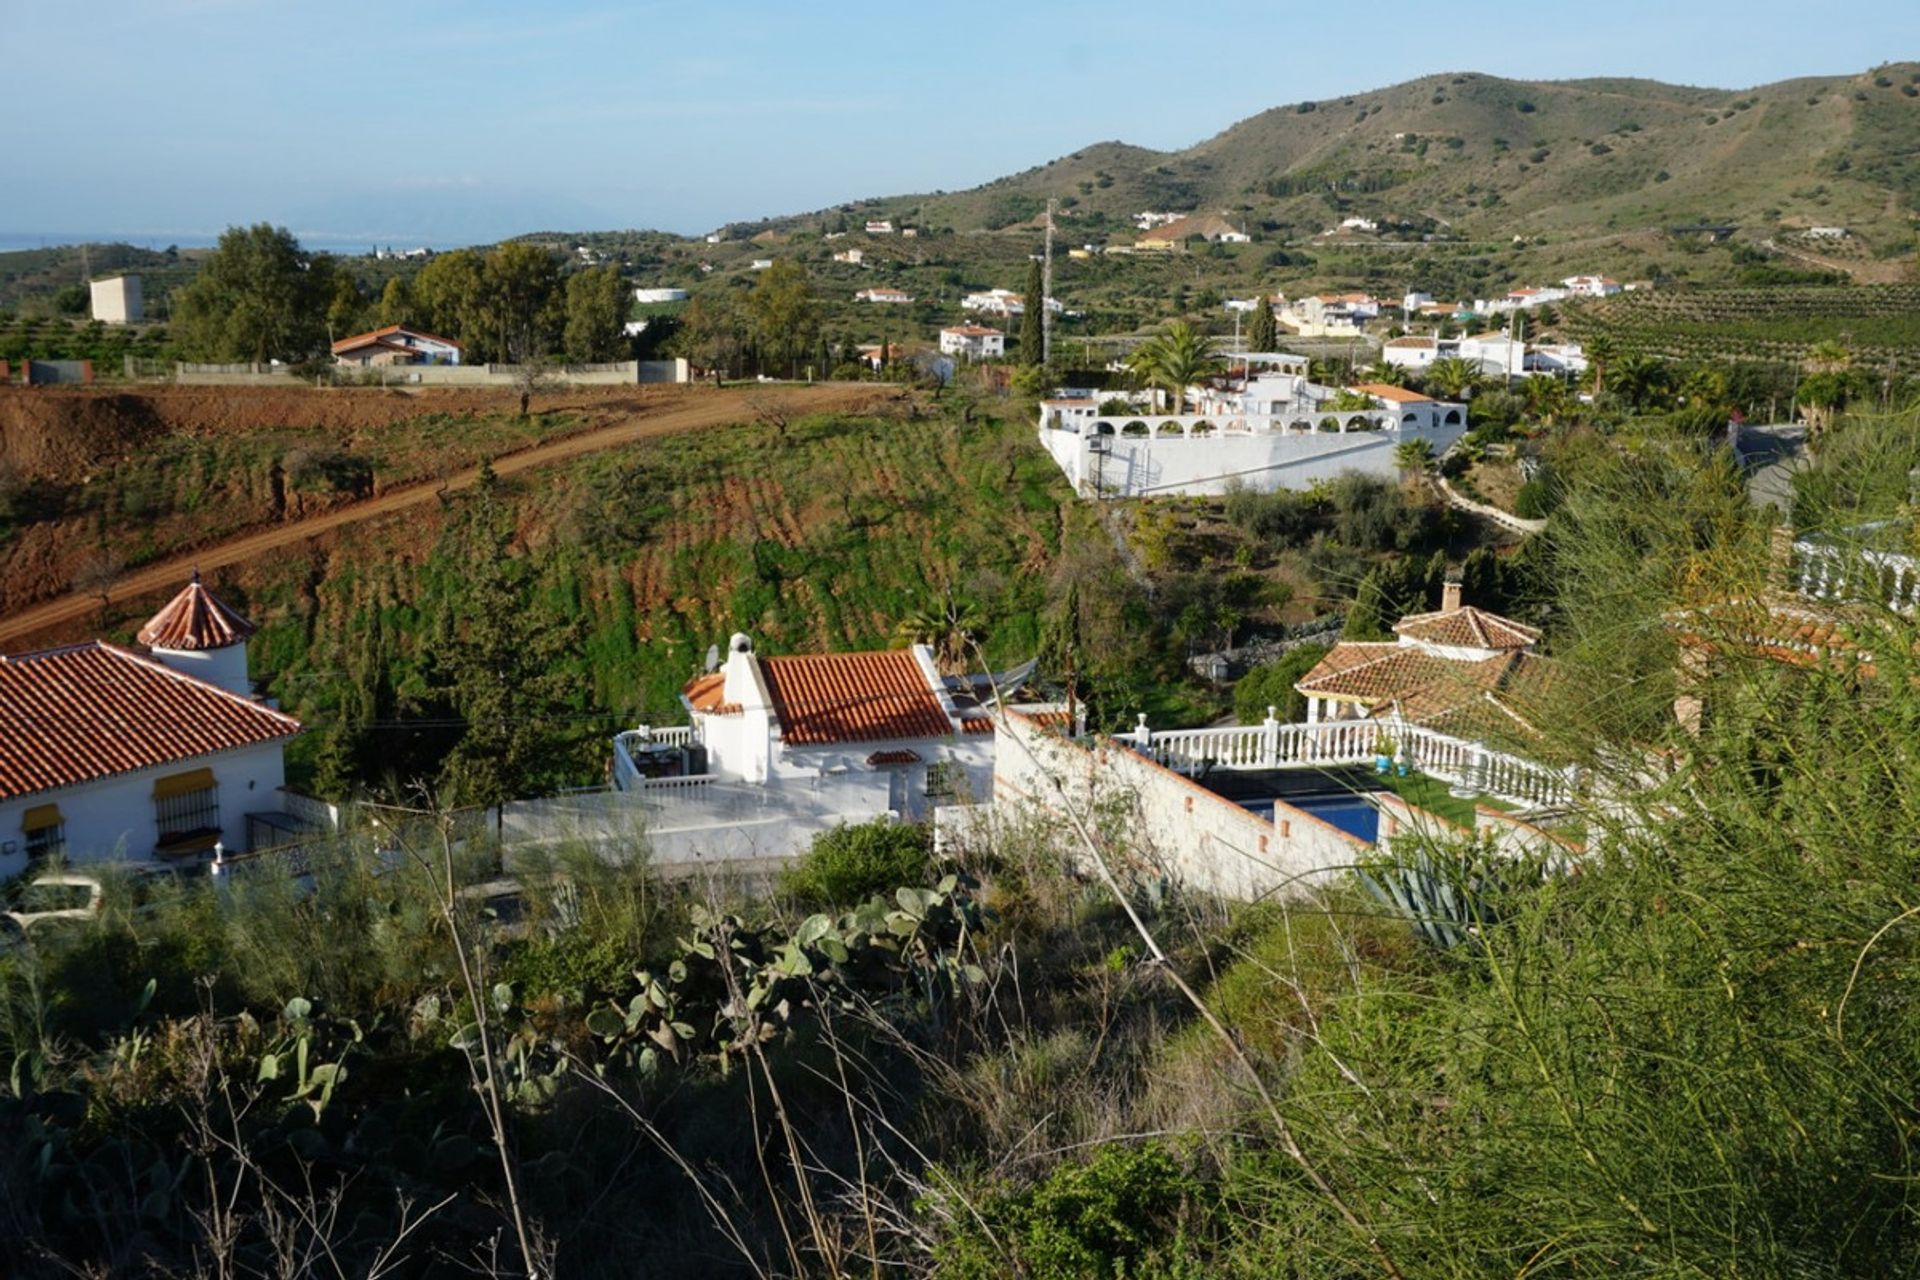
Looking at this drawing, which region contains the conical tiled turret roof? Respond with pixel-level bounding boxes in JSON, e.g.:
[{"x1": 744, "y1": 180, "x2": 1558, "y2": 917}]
[{"x1": 136, "y1": 572, "x2": 257, "y2": 651}]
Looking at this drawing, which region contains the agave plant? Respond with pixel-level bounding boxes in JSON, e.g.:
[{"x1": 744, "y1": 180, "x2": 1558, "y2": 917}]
[{"x1": 1357, "y1": 842, "x2": 1510, "y2": 951}]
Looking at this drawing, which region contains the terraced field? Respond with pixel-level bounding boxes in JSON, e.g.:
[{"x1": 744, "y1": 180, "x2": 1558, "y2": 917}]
[{"x1": 1564, "y1": 285, "x2": 1920, "y2": 372}]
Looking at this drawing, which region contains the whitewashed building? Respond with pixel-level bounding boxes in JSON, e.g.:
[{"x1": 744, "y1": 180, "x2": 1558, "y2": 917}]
[
  {"x1": 633, "y1": 287, "x2": 690, "y2": 304},
  {"x1": 939, "y1": 326, "x2": 1005, "y2": 360},
  {"x1": 855, "y1": 286, "x2": 915, "y2": 304},
  {"x1": 0, "y1": 576, "x2": 306, "y2": 877},
  {"x1": 89, "y1": 275, "x2": 143, "y2": 325},
  {"x1": 1038, "y1": 359, "x2": 1467, "y2": 498},
  {"x1": 331, "y1": 325, "x2": 463, "y2": 367}
]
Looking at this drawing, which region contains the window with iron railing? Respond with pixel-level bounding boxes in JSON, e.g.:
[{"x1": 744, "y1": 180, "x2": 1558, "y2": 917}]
[
  {"x1": 22, "y1": 804, "x2": 64, "y2": 865},
  {"x1": 153, "y1": 768, "x2": 221, "y2": 851}
]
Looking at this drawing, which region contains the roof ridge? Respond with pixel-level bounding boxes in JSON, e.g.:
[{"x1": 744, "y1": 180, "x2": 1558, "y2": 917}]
[{"x1": 97, "y1": 642, "x2": 304, "y2": 728}]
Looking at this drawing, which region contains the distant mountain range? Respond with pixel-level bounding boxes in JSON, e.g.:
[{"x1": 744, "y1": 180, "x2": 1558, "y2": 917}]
[{"x1": 739, "y1": 64, "x2": 1920, "y2": 255}]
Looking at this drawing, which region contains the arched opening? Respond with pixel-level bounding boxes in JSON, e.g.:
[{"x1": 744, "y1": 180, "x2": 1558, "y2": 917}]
[
  {"x1": 1122, "y1": 420, "x2": 1150, "y2": 437},
  {"x1": 1290, "y1": 420, "x2": 1314, "y2": 435},
  {"x1": 1403, "y1": 412, "x2": 1421, "y2": 426},
  {"x1": 1094, "y1": 421, "x2": 1116, "y2": 436},
  {"x1": 1443, "y1": 408, "x2": 1462, "y2": 425},
  {"x1": 1189, "y1": 419, "x2": 1215, "y2": 436},
  {"x1": 1318, "y1": 416, "x2": 1341, "y2": 432},
  {"x1": 1157, "y1": 421, "x2": 1185, "y2": 437}
]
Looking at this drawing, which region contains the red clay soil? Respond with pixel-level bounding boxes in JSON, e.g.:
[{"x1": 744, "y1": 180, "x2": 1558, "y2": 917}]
[
  {"x1": 0, "y1": 382, "x2": 896, "y2": 651},
  {"x1": 0, "y1": 383, "x2": 762, "y2": 480}
]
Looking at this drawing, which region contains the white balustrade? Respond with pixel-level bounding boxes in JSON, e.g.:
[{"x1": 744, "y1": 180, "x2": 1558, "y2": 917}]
[{"x1": 1129, "y1": 718, "x2": 1571, "y2": 808}]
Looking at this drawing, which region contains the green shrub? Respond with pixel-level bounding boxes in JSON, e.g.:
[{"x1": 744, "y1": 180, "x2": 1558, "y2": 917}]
[
  {"x1": 1233, "y1": 643, "x2": 1330, "y2": 724},
  {"x1": 933, "y1": 1143, "x2": 1218, "y2": 1280},
  {"x1": 1513, "y1": 476, "x2": 1557, "y2": 519},
  {"x1": 780, "y1": 819, "x2": 932, "y2": 907}
]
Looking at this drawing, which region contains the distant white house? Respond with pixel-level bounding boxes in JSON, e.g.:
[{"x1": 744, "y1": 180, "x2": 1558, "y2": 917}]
[
  {"x1": 1283, "y1": 293, "x2": 1380, "y2": 335},
  {"x1": 939, "y1": 325, "x2": 1005, "y2": 360},
  {"x1": 1322, "y1": 216, "x2": 1378, "y2": 237},
  {"x1": 1381, "y1": 335, "x2": 1441, "y2": 370},
  {"x1": 0, "y1": 575, "x2": 309, "y2": 877},
  {"x1": 855, "y1": 286, "x2": 915, "y2": 304},
  {"x1": 833, "y1": 248, "x2": 865, "y2": 264},
  {"x1": 633, "y1": 287, "x2": 690, "y2": 304},
  {"x1": 1804, "y1": 226, "x2": 1849, "y2": 240},
  {"x1": 331, "y1": 325, "x2": 462, "y2": 367},
  {"x1": 1134, "y1": 210, "x2": 1187, "y2": 230},
  {"x1": 1385, "y1": 333, "x2": 1587, "y2": 379},
  {"x1": 962, "y1": 287, "x2": 1059, "y2": 317},
  {"x1": 89, "y1": 275, "x2": 142, "y2": 325},
  {"x1": 865, "y1": 220, "x2": 895, "y2": 235},
  {"x1": 749, "y1": 259, "x2": 774, "y2": 271},
  {"x1": 1038, "y1": 358, "x2": 1467, "y2": 499},
  {"x1": 1560, "y1": 275, "x2": 1623, "y2": 297}
]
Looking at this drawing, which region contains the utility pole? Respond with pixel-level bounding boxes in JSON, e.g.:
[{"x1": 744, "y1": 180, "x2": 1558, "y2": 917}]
[{"x1": 1043, "y1": 197, "x2": 1056, "y2": 368}]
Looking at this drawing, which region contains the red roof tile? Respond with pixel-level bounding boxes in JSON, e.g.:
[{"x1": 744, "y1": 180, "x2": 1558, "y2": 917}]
[
  {"x1": 137, "y1": 575, "x2": 257, "y2": 651},
  {"x1": 0, "y1": 643, "x2": 302, "y2": 802},
  {"x1": 330, "y1": 324, "x2": 463, "y2": 355},
  {"x1": 1351, "y1": 382, "x2": 1435, "y2": 404},
  {"x1": 1394, "y1": 606, "x2": 1539, "y2": 651},
  {"x1": 866, "y1": 749, "x2": 922, "y2": 766},
  {"x1": 760, "y1": 650, "x2": 951, "y2": 745}
]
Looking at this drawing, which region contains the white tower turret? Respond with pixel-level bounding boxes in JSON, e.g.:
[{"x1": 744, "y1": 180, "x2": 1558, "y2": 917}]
[{"x1": 136, "y1": 571, "x2": 258, "y2": 698}]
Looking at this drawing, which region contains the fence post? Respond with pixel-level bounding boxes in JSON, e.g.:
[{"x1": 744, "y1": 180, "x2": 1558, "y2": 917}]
[{"x1": 1261, "y1": 707, "x2": 1279, "y2": 767}]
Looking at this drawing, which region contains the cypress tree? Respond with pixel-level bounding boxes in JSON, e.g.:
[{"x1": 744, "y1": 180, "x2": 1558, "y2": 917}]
[
  {"x1": 1020, "y1": 260, "x2": 1044, "y2": 367},
  {"x1": 1342, "y1": 571, "x2": 1392, "y2": 640},
  {"x1": 1248, "y1": 293, "x2": 1278, "y2": 353},
  {"x1": 1422, "y1": 549, "x2": 1449, "y2": 610}
]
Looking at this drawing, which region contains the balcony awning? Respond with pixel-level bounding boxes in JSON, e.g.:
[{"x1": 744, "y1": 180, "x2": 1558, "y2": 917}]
[{"x1": 153, "y1": 767, "x2": 215, "y2": 800}]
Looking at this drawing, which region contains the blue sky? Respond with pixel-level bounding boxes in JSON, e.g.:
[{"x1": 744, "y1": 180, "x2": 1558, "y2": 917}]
[{"x1": 2, "y1": 0, "x2": 1907, "y2": 246}]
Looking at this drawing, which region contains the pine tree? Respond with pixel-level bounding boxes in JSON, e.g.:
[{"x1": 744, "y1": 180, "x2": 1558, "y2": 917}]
[
  {"x1": 1422, "y1": 549, "x2": 1449, "y2": 610},
  {"x1": 1248, "y1": 294, "x2": 1278, "y2": 353},
  {"x1": 1020, "y1": 260, "x2": 1044, "y2": 367},
  {"x1": 1461, "y1": 546, "x2": 1505, "y2": 613},
  {"x1": 1342, "y1": 571, "x2": 1392, "y2": 640}
]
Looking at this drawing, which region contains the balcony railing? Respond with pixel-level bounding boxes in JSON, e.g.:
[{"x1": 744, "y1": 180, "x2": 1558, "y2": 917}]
[
  {"x1": 1127, "y1": 715, "x2": 1575, "y2": 809},
  {"x1": 613, "y1": 724, "x2": 703, "y2": 791},
  {"x1": 1791, "y1": 530, "x2": 1920, "y2": 614}
]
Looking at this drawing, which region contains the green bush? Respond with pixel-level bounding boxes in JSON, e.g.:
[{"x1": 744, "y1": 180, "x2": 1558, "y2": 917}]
[
  {"x1": 1513, "y1": 476, "x2": 1557, "y2": 519},
  {"x1": 780, "y1": 818, "x2": 932, "y2": 907},
  {"x1": 933, "y1": 1143, "x2": 1218, "y2": 1280},
  {"x1": 1233, "y1": 642, "x2": 1330, "y2": 724}
]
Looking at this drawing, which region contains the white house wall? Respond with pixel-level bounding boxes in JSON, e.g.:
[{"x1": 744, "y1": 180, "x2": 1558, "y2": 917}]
[
  {"x1": 0, "y1": 742, "x2": 289, "y2": 878},
  {"x1": 1043, "y1": 418, "x2": 1467, "y2": 498},
  {"x1": 989, "y1": 712, "x2": 1364, "y2": 900}
]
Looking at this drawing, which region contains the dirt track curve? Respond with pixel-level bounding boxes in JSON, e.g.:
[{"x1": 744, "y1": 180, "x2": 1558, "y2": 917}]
[{"x1": 0, "y1": 383, "x2": 885, "y2": 649}]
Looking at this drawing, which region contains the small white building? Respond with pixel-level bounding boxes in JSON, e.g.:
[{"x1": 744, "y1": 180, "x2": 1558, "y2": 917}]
[
  {"x1": 749, "y1": 259, "x2": 774, "y2": 271},
  {"x1": 89, "y1": 275, "x2": 143, "y2": 325},
  {"x1": 855, "y1": 286, "x2": 915, "y2": 304},
  {"x1": 1560, "y1": 275, "x2": 1623, "y2": 297},
  {"x1": 633, "y1": 287, "x2": 690, "y2": 304},
  {"x1": 0, "y1": 576, "x2": 305, "y2": 877},
  {"x1": 833, "y1": 248, "x2": 865, "y2": 264},
  {"x1": 939, "y1": 326, "x2": 1005, "y2": 360},
  {"x1": 865, "y1": 220, "x2": 895, "y2": 235},
  {"x1": 1382, "y1": 335, "x2": 1441, "y2": 370},
  {"x1": 331, "y1": 325, "x2": 463, "y2": 367},
  {"x1": 1804, "y1": 227, "x2": 1849, "y2": 240}
]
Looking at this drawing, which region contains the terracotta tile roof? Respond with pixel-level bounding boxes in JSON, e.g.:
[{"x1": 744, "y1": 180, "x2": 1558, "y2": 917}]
[
  {"x1": 1297, "y1": 645, "x2": 1465, "y2": 703},
  {"x1": 760, "y1": 650, "x2": 952, "y2": 745},
  {"x1": 1351, "y1": 382, "x2": 1435, "y2": 404},
  {"x1": 681, "y1": 671, "x2": 743, "y2": 715},
  {"x1": 0, "y1": 642, "x2": 302, "y2": 803},
  {"x1": 1298, "y1": 641, "x2": 1557, "y2": 735},
  {"x1": 330, "y1": 324, "x2": 463, "y2": 355},
  {"x1": 137, "y1": 575, "x2": 257, "y2": 651},
  {"x1": 960, "y1": 717, "x2": 995, "y2": 734},
  {"x1": 1384, "y1": 336, "x2": 1437, "y2": 348},
  {"x1": 1394, "y1": 606, "x2": 1540, "y2": 651},
  {"x1": 866, "y1": 749, "x2": 922, "y2": 766}
]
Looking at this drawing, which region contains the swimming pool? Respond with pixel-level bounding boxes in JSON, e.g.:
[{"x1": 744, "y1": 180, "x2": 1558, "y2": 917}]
[{"x1": 1242, "y1": 792, "x2": 1381, "y2": 844}]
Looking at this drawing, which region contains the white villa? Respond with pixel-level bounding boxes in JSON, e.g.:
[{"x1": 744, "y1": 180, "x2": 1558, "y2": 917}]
[
  {"x1": 939, "y1": 326, "x2": 1005, "y2": 360},
  {"x1": 1383, "y1": 333, "x2": 1588, "y2": 379},
  {"x1": 865, "y1": 220, "x2": 895, "y2": 235},
  {"x1": 1037, "y1": 355, "x2": 1467, "y2": 498},
  {"x1": 962, "y1": 288, "x2": 1061, "y2": 318},
  {"x1": 331, "y1": 325, "x2": 463, "y2": 367},
  {"x1": 633, "y1": 287, "x2": 690, "y2": 304},
  {"x1": 1561, "y1": 275, "x2": 1623, "y2": 297},
  {"x1": 1296, "y1": 585, "x2": 1549, "y2": 734},
  {"x1": 0, "y1": 575, "x2": 309, "y2": 878},
  {"x1": 495, "y1": 636, "x2": 1040, "y2": 864},
  {"x1": 1281, "y1": 293, "x2": 1382, "y2": 336},
  {"x1": 855, "y1": 286, "x2": 915, "y2": 304}
]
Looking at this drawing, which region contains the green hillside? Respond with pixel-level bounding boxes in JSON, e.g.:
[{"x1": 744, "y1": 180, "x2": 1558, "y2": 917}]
[{"x1": 750, "y1": 64, "x2": 1920, "y2": 266}]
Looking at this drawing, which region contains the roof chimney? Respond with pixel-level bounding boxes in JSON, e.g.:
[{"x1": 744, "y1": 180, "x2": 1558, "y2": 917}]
[{"x1": 1441, "y1": 578, "x2": 1463, "y2": 613}]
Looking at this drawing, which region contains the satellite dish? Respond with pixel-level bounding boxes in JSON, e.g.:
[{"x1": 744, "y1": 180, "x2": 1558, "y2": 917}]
[{"x1": 705, "y1": 644, "x2": 721, "y2": 674}]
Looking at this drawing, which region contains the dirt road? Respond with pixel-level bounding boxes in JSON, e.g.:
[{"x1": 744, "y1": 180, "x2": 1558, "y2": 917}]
[{"x1": 0, "y1": 383, "x2": 886, "y2": 649}]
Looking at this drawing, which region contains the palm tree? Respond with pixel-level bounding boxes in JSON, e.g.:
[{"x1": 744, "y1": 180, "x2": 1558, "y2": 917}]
[
  {"x1": 1125, "y1": 322, "x2": 1224, "y2": 414},
  {"x1": 1583, "y1": 334, "x2": 1618, "y2": 400},
  {"x1": 1360, "y1": 358, "x2": 1406, "y2": 386},
  {"x1": 1523, "y1": 375, "x2": 1572, "y2": 425},
  {"x1": 893, "y1": 591, "x2": 982, "y2": 671},
  {"x1": 1394, "y1": 438, "x2": 1435, "y2": 474},
  {"x1": 1425, "y1": 356, "x2": 1483, "y2": 402}
]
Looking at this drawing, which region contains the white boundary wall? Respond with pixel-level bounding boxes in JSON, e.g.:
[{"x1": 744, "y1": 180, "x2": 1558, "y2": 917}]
[
  {"x1": 976, "y1": 709, "x2": 1367, "y2": 900},
  {"x1": 1038, "y1": 413, "x2": 1467, "y2": 498}
]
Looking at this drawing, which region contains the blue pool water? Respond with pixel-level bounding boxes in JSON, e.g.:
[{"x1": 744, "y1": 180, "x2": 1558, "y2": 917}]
[{"x1": 1243, "y1": 793, "x2": 1381, "y2": 844}]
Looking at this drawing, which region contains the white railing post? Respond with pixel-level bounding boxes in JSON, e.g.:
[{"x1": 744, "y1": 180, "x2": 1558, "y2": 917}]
[{"x1": 1261, "y1": 707, "x2": 1279, "y2": 767}]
